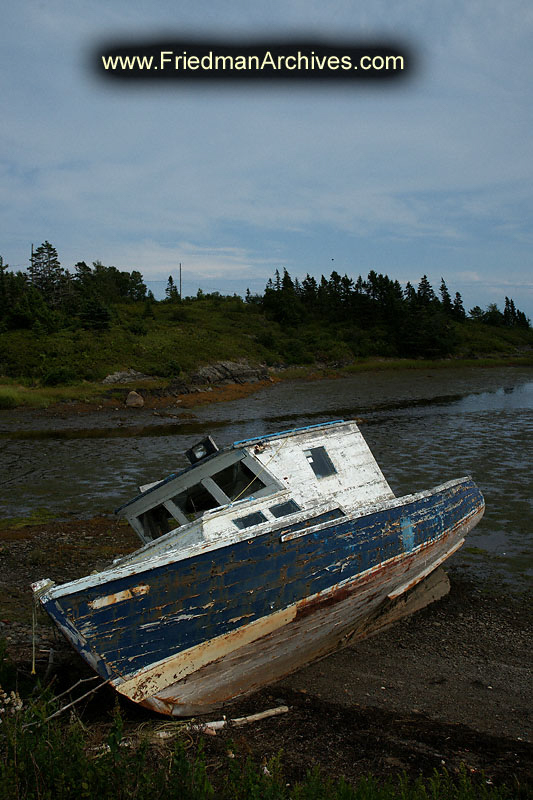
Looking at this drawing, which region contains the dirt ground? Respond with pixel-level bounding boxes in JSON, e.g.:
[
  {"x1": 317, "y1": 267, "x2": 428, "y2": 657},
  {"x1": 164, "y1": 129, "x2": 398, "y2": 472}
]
[{"x1": 0, "y1": 517, "x2": 531, "y2": 789}]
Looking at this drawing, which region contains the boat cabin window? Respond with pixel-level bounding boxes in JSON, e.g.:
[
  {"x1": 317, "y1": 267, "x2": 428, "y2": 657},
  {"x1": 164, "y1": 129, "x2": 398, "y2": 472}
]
[
  {"x1": 139, "y1": 504, "x2": 177, "y2": 539},
  {"x1": 128, "y1": 453, "x2": 276, "y2": 542},
  {"x1": 171, "y1": 482, "x2": 220, "y2": 520},
  {"x1": 269, "y1": 499, "x2": 301, "y2": 518},
  {"x1": 212, "y1": 460, "x2": 265, "y2": 501},
  {"x1": 233, "y1": 511, "x2": 268, "y2": 530},
  {"x1": 304, "y1": 446, "x2": 337, "y2": 479}
]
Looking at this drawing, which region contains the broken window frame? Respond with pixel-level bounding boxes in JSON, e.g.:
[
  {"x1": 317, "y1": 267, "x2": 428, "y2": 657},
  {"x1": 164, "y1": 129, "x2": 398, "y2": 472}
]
[{"x1": 124, "y1": 449, "x2": 281, "y2": 543}]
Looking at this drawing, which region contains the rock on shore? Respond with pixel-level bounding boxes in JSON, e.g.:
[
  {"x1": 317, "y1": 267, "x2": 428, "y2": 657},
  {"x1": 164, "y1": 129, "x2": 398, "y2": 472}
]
[
  {"x1": 101, "y1": 360, "x2": 270, "y2": 404},
  {"x1": 188, "y1": 360, "x2": 269, "y2": 386}
]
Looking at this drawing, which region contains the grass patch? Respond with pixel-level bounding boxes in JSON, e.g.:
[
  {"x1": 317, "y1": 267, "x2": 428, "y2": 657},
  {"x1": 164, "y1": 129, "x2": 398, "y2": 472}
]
[
  {"x1": 0, "y1": 696, "x2": 524, "y2": 800},
  {"x1": 0, "y1": 508, "x2": 57, "y2": 532},
  {"x1": 0, "y1": 382, "x2": 113, "y2": 409},
  {"x1": 343, "y1": 355, "x2": 533, "y2": 373},
  {"x1": 0, "y1": 389, "x2": 20, "y2": 410},
  {"x1": 275, "y1": 355, "x2": 533, "y2": 384}
]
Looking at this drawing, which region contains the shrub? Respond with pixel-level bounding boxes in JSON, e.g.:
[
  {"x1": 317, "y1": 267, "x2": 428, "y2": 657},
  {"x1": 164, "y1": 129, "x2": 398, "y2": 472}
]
[
  {"x1": 0, "y1": 389, "x2": 19, "y2": 409},
  {"x1": 41, "y1": 366, "x2": 79, "y2": 386}
]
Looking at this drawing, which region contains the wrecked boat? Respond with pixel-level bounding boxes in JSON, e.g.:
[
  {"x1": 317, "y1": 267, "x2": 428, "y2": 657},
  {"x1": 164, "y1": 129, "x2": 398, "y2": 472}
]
[{"x1": 33, "y1": 420, "x2": 484, "y2": 716}]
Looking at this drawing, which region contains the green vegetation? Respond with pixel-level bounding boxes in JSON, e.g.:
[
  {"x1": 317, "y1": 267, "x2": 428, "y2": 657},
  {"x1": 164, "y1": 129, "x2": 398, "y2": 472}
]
[
  {"x1": 0, "y1": 376, "x2": 158, "y2": 409},
  {"x1": 0, "y1": 247, "x2": 532, "y2": 406},
  {"x1": 0, "y1": 671, "x2": 524, "y2": 799},
  {"x1": 0, "y1": 508, "x2": 57, "y2": 531}
]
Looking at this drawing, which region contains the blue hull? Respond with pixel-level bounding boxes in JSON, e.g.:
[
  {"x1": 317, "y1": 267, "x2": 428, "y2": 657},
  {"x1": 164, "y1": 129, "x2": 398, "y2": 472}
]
[{"x1": 40, "y1": 477, "x2": 483, "y2": 702}]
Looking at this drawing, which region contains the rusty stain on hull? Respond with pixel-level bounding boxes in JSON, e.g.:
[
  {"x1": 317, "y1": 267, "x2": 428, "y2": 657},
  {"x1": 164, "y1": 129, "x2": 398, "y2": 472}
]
[
  {"x1": 32, "y1": 420, "x2": 485, "y2": 716},
  {"x1": 118, "y1": 509, "x2": 482, "y2": 712},
  {"x1": 117, "y1": 604, "x2": 297, "y2": 702}
]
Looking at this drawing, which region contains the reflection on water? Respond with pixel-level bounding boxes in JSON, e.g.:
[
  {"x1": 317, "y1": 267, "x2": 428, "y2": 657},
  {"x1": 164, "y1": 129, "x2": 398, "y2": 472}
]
[{"x1": 1, "y1": 367, "x2": 531, "y2": 587}]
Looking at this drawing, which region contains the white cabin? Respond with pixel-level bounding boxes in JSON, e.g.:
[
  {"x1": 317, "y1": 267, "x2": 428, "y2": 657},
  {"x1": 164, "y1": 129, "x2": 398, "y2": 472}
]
[{"x1": 115, "y1": 420, "x2": 395, "y2": 564}]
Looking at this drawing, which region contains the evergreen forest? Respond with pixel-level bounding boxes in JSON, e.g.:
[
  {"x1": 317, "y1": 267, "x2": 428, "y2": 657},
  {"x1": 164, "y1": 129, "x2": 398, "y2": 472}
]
[{"x1": 0, "y1": 242, "x2": 531, "y2": 390}]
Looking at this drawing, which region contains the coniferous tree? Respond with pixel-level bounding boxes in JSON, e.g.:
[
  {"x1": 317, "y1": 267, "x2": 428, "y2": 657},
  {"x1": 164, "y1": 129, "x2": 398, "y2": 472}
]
[
  {"x1": 281, "y1": 268, "x2": 295, "y2": 293},
  {"x1": 328, "y1": 270, "x2": 342, "y2": 298},
  {"x1": 79, "y1": 295, "x2": 111, "y2": 330},
  {"x1": 57, "y1": 268, "x2": 78, "y2": 315},
  {"x1": 501, "y1": 296, "x2": 529, "y2": 328},
  {"x1": 366, "y1": 270, "x2": 379, "y2": 301},
  {"x1": 439, "y1": 278, "x2": 453, "y2": 315},
  {"x1": 469, "y1": 305, "x2": 484, "y2": 321},
  {"x1": 515, "y1": 309, "x2": 530, "y2": 329},
  {"x1": 504, "y1": 296, "x2": 514, "y2": 327},
  {"x1": 126, "y1": 270, "x2": 147, "y2": 301},
  {"x1": 452, "y1": 292, "x2": 466, "y2": 321},
  {"x1": 165, "y1": 275, "x2": 179, "y2": 302},
  {"x1": 74, "y1": 261, "x2": 93, "y2": 292},
  {"x1": 277, "y1": 269, "x2": 302, "y2": 324},
  {"x1": 404, "y1": 282, "x2": 417, "y2": 305},
  {"x1": 340, "y1": 274, "x2": 354, "y2": 306},
  {"x1": 301, "y1": 274, "x2": 318, "y2": 307},
  {"x1": 417, "y1": 275, "x2": 436, "y2": 306},
  {"x1": 30, "y1": 241, "x2": 63, "y2": 306},
  {"x1": 354, "y1": 275, "x2": 365, "y2": 295},
  {"x1": 316, "y1": 275, "x2": 329, "y2": 314}
]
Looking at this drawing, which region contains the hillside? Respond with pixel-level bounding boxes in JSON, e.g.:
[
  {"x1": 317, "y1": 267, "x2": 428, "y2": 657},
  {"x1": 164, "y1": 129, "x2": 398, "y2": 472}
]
[{"x1": 1, "y1": 256, "x2": 532, "y2": 406}]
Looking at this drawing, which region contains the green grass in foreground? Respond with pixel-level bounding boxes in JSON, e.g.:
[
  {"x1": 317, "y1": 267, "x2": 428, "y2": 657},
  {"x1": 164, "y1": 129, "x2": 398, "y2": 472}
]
[
  {"x1": 0, "y1": 707, "x2": 522, "y2": 800},
  {"x1": 0, "y1": 643, "x2": 526, "y2": 800},
  {"x1": 0, "y1": 507, "x2": 57, "y2": 531}
]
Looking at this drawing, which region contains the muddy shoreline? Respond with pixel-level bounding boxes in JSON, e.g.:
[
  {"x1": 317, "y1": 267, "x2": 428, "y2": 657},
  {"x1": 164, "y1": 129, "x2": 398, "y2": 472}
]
[
  {"x1": 1, "y1": 517, "x2": 531, "y2": 787},
  {"x1": 2, "y1": 356, "x2": 532, "y2": 421}
]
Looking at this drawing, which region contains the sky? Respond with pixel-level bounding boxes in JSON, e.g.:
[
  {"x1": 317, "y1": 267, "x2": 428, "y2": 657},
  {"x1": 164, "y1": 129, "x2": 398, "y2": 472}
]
[{"x1": 2, "y1": 1, "x2": 532, "y2": 317}]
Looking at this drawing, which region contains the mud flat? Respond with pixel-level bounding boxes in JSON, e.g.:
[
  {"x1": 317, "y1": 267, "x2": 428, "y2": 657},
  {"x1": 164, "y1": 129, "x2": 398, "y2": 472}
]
[{"x1": 0, "y1": 517, "x2": 531, "y2": 788}]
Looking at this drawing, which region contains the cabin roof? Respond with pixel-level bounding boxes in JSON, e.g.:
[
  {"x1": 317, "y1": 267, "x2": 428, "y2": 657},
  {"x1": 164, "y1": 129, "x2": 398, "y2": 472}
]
[
  {"x1": 115, "y1": 420, "x2": 348, "y2": 515},
  {"x1": 232, "y1": 419, "x2": 345, "y2": 447}
]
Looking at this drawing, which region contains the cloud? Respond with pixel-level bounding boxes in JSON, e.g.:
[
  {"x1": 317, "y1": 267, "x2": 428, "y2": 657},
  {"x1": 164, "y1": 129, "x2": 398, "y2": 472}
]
[{"x1": 1, "y1": 1, "x2": 533, "y2": 314}]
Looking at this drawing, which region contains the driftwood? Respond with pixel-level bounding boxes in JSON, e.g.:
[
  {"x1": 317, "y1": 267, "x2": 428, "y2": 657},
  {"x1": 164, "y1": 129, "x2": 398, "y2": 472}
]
[
  {"x1": 153, "y1": 705, "x2": 290, "y2": 739},
  {"x1": 87, "y1": 705, "x2": 290, "y2": 753},
  {"x1": 22, "y1": 677, "x2": 110, "y2": 729}
]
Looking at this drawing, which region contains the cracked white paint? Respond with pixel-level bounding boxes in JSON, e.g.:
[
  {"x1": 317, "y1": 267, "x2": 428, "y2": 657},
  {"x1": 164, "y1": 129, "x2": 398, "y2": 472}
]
[
  {"x1": 88, "y1": 584, "x2": 150, "y2": 609},
  {"x1": 33, "y1": 420, "x2": 485, "y2": 716}
]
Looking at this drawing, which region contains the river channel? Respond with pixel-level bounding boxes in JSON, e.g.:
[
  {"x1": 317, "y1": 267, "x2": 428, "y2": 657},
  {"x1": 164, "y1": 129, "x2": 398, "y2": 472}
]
[{"x1": 1, "y1": 366, "x2": 532, "y2": 588}]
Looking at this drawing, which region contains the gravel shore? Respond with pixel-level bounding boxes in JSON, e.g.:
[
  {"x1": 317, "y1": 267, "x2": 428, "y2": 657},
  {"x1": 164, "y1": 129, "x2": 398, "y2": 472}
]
[{"x1": 0, "y1": 517, "x2": 531, "y2": 788}]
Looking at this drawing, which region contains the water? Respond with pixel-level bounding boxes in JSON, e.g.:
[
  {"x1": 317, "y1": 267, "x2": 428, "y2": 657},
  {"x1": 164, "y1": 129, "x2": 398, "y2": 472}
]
[{"x1": 1, "y1": 366, "x2": 532, "y2": 587}]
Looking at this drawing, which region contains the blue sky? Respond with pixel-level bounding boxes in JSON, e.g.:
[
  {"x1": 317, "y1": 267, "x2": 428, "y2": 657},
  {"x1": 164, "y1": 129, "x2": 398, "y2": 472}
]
[{"x1": 2, "y1": 1, "x2": 532, "y2": 316}]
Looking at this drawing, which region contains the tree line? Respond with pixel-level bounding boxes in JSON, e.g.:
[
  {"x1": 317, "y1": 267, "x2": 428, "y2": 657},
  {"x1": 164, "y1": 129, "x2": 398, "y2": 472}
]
[
  {"x1": 0, "y1": 243, "x2": 530, "y2": 361},
  {"x1": 250, "y1": 268, "x2": 529, "y2": 359},
  {"x1": 0, "y1": 242, "x2": 148, "y2": 333}
]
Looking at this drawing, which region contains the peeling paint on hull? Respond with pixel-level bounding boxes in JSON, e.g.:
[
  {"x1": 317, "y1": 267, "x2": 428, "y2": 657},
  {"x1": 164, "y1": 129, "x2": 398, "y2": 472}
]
[
  {"x1": 33, "y1": 421, "x2": 485, "y2": 716},
  {"x1": 132, "y1": 509, "x2": 482, "y2": 715}
]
